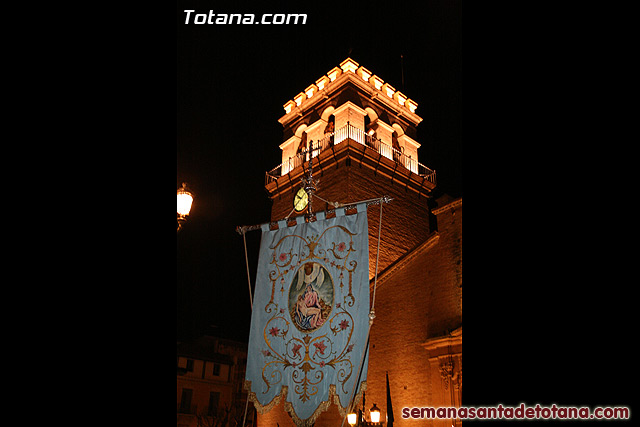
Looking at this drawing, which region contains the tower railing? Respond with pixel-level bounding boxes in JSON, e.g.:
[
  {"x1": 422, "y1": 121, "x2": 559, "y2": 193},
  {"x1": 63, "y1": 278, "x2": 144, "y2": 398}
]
[{"x1": 265, "y1": 123, "x2": 437, "y2": 186}]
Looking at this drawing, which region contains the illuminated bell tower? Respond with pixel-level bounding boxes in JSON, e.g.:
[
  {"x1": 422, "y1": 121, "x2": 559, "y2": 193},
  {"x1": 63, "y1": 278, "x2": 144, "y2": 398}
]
[{"x1": 266, "y1": 57, "x2": 436, "y2": 280}]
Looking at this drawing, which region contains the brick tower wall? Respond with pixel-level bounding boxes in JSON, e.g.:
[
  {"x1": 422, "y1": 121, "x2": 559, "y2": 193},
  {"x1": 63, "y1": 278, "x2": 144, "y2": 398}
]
[
  {"x1": 365, "y1": 203, "x2": 462, "y2": 427},
  {"x1": 269, "y1": 156, "x2": 432, "y2": 280}
]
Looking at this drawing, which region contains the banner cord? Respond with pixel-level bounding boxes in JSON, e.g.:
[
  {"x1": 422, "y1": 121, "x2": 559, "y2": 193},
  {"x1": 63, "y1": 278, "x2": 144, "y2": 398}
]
[
  {"x1": 242, "y1": 231, "x2": 254, "y2": 310},
  {"x1": 312, "y1": 192, "x2": 340, "y2": 208},
  {"x1": 340, "y1": 197, "x2": 384, "y2": 427},
  {"x1": 371, "y1": 199, "x2": 383, "y2": 311},
  {"x1": 241, "y1": 231, "x2": 253, "y2": 427}
]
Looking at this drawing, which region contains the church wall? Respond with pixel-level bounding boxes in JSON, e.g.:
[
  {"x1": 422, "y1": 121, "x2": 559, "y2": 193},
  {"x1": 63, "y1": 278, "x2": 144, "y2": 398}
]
[
  {"x1": 365, "y1": 202, "x2": 462, "y2": 427},
  {"x1": 428, "y1": 204, "x2": 463, "y2": 335}
]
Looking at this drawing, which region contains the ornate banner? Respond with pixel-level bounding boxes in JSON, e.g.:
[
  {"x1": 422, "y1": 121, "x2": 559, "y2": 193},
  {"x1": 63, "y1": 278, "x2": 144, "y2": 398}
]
[{"x1": 245, "y1": 204, "x2": 370, "y2": 426}]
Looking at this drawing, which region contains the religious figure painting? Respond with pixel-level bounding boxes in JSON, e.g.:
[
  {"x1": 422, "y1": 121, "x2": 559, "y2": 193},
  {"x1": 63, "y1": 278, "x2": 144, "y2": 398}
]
[{"x1": 289, "y1": 262, "x2": 334, "y2": 333}]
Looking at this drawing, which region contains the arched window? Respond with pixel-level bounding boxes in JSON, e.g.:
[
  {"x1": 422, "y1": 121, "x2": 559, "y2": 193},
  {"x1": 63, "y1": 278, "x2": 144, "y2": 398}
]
[
  {"x1": 297, "y1": 131, "x2": 308, "y2": 155},
  {"x1": 324, "y1": 115, "x2": 335, "y2": 147},
  {"x1": 364, "y1": 107, "x2": 379, "y2": 148},
  {"x1": 392, "y1": 131, "x2": 402, "y2": 163}
]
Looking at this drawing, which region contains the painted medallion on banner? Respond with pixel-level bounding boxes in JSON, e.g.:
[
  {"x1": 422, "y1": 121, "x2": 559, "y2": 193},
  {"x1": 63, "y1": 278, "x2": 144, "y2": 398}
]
[{"x1": 288, "y1": 262, "x2": 334, "y2": 333}]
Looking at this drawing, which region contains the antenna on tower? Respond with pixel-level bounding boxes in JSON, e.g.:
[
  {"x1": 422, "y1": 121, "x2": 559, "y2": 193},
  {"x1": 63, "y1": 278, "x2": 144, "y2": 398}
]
[{"x1": 400, "y1": 54, "x2": 405, "y2": 90}]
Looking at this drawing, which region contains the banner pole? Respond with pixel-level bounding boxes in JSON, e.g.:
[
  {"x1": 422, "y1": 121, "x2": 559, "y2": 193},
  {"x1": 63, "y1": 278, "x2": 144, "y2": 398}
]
[{"x1": 235, "y1": 196, "x2": 393, "y2": 235}]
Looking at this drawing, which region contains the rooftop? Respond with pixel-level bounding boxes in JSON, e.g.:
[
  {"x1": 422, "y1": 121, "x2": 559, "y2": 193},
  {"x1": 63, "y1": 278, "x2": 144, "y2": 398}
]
[{"x1": 280, "y1": 58, "x2": 419, "y2": 123}]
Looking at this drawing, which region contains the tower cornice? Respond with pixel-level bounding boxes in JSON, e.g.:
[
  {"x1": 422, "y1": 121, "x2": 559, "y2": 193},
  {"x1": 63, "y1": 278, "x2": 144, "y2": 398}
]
[{"x1": 278, "y1": 58, "x2": 422, "y2": 128}]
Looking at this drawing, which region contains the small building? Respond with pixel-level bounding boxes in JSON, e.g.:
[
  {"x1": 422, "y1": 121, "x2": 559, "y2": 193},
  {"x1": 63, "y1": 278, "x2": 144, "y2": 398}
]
[{"x1": 177, "y1": 336, "x2": 254, "y2": 427}]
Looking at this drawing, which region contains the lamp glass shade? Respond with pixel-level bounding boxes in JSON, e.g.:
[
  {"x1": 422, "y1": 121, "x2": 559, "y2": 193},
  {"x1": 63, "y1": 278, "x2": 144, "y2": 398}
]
[
  {"x1": 177, "y1": 190, "x2": 193, "y2": 216},
  {"x1": 347, "y1": 413, "x2": 357, "y2": 426},
  {"x1": 370, "y1": 404, "x2": 381, "y2": 423}
]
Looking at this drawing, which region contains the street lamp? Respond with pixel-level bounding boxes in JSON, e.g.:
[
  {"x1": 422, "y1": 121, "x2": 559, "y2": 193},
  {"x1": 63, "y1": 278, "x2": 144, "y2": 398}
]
[
  {"x1": 177, "y1": 182, "x2": 193, "y2": 231},
  {"x1": 370, "y1": 403, "x2": 381, "y2": 424},
  {"x1": 347, "y1": 412, "x2": 358, "y2": 426}
]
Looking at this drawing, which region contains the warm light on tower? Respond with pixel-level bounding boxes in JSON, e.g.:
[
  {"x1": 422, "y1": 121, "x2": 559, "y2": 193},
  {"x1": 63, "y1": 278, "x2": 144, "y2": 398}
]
[
  {"x1": 274, "y1": 57, "x2": 432, "y2": 185},
  {"x1": 357, "y1": 66, "x2": 372, "y2": 82},
  {"x1": 294, "y1": 92, "x2": 306, "y2": 106},
  {"x1": 382, "y1": 82, "x2": 395, "y2": 98},
  {"x1": 370, "y1": 75, "x2": 384, "y2": 90},
  {"x1": 280, "y1": 59, "x2": 418, "y2": 120},
  {"x1": 340, "y1": 58, "x2": 359, "y2": 73},
  {"x1": 406, "y1": 98, "x2": 418, "y2": 113},
  {"x1": 394, "y1": 91, "x2": 407, "y2": 106},
  {"x1": 304, "y1": 84, "x2": 317, "y2": 99},
  {"x1": 327, "y1": 66, "x2": 342, "y2": 82},
  {"x1": 284, "y1": 100, "x2": 295, "y2": 114},
  {"x1": 316, "y1": 75, "x2": 330, "y2": 91}
]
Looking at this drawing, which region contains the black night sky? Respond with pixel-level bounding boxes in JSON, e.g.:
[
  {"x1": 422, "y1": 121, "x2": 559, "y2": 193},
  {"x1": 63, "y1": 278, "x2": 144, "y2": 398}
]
[{"x1": 174, "y1": 0, "x2": 633, "y2": 409}]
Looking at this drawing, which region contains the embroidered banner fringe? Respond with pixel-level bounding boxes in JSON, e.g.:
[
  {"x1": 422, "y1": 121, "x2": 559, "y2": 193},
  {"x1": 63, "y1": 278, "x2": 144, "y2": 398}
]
[{"x1": 244, "y1": 380, "x2": 367, "y2": 427}]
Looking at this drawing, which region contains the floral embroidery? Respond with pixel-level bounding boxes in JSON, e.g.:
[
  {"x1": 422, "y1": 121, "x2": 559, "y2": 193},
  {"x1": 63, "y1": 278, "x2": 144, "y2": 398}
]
[
  {"x1": 292, "y1": 343, "x2": 302, "y2": 357},
  {"x1": 279, "y1": 253, "x2": 288, "y2": 262},
  {"x1": 293, "y1": 344, "x2": 302, "y2": 356},
  {"x1": 339, "y1": 319, "x2": 349, "y2": 330},
  {"x1": 313, "y1": 340, "x2": 327, "y2": 355},
  {"x1": 269, "y1": 327, "x2": 280, "y2": 337},
  {"x1": 337, "y1": 242, "x2": 346, "y2": 252}
]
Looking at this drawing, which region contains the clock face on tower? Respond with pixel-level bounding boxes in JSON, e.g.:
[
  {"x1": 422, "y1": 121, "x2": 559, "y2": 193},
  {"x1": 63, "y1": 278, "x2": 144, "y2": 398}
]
[{"x1": 293, "y1": 187, "x2": 308, "y2": 212}]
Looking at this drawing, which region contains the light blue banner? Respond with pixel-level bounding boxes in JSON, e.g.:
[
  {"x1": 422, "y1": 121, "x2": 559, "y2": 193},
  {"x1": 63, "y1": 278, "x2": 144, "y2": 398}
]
[{"x1": 245, "y1": 204, "x2": 370, "y2": 425}]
